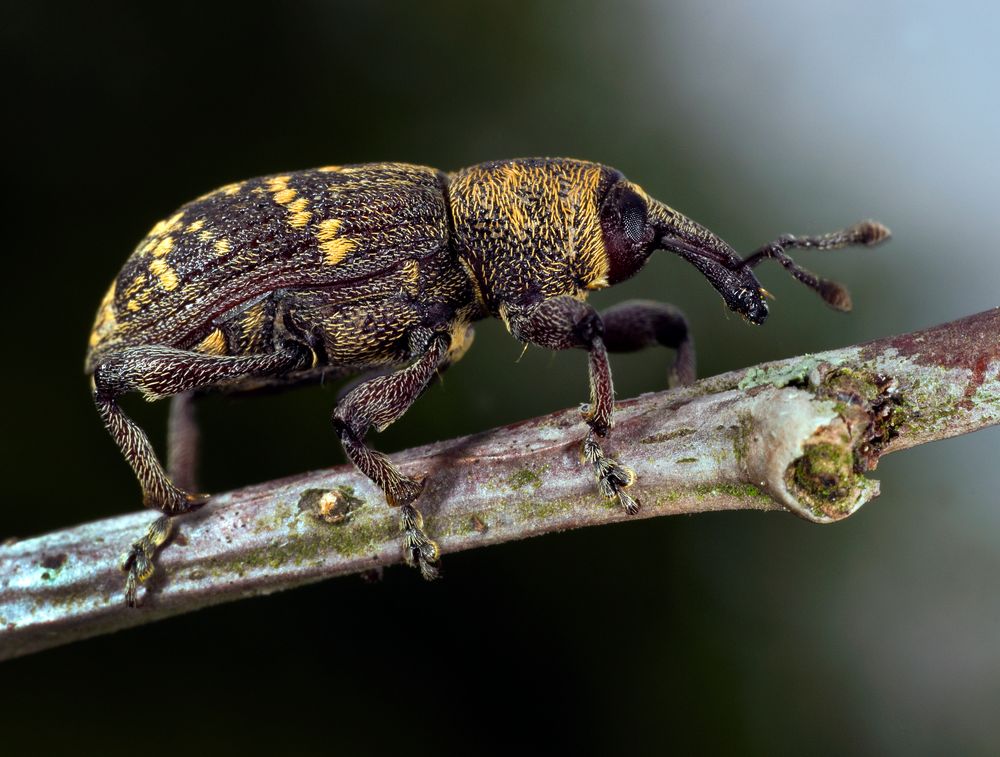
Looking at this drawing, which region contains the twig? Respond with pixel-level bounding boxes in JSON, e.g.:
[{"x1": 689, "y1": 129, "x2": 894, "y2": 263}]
[{"x1": 2, "y1": 308, "x2": 998, "y2": 660}]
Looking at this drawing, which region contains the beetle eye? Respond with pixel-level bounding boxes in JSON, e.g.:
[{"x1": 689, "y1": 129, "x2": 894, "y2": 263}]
[{"x1": 621, "y1": 192, "x2": 647, "y2": 243}]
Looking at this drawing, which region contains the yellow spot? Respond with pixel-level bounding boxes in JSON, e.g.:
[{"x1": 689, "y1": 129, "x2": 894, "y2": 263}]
[
  {"x1": 127, "y1": 299, "x2": 141, "y2": 312},
  {"x1": 316, "y1": 219, "x2": 355, "y2": 265},
  {"x1": 214, "y1": 239, "x2": 232, "y2": 256},
  {"x1": 266, "y1": 175, "x2": 290, "y2": 193},
  {"x1": 273, "y1": 188, "x2": 297, "y2": 205},
  {"x1": 317, "y1": 219, "x2": 342, "y2": 238},
  {"x1": 150, "y1": 259, "x2": 179, "y2": 291},
  {"x1": 198, "y1": 230, "x2": 213, "y2": 242},
  {"x1": 123, "y1": 273, "x2": 147, "y2": 298},
  {"x1": 89, "y1": 282, "x2": 118, "y2": 347},
  {"x1": 317, "y1": 165, "x2": 342, "y2": 172},
  {"x1": 320, "y1": 237, "x2": 355, "y2": 266},
  {"x1": 186, "y1": 219, "x2": 205, "y2": 233},
  {"x1": 195, "y1": 328, "x2": 227, "y2": 355},
  {"x1": 287, "y1": 197, "x2": 311, "y2": 227},
  {"x1": 149, "y1": 211, "x2": 185, "y2": 236},
  {"x1": 152, "y1": 236, "x2": 174, "y2": 258}
]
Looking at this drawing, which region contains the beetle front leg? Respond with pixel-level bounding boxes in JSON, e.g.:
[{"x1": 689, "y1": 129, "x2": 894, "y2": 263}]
[
  {"x1": 581, "y1": 338, "x2": 640, "y2": 515},
  {"x1": 331, "y1": 333, "x2": 452, "y2": 579},
  {"x1": 508, "y1": 296, "x2": 639, "y2": 515}
]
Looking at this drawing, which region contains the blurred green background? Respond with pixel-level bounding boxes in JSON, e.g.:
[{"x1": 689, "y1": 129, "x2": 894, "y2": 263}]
[{"x1": 2, "y1": 1, "x2": 998, "y2": 754}]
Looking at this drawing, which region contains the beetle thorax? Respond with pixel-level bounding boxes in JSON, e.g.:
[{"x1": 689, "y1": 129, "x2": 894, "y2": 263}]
[{"x1": 448, "y1": 158, "x2": 620, "y2": 315}]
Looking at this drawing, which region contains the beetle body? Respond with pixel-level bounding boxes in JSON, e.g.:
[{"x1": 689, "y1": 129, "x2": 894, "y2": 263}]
[
  {"x1": 87, "y1": 163, "x2": 476, "y2": 389},
  {"x1": 87, "y1": 157, "x2": 889, "y2": 604}
]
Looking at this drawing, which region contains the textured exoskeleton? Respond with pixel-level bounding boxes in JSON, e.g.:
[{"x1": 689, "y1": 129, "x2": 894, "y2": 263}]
[{"x1": 86, "y1": 158, "x2": 890, "y2": 604}]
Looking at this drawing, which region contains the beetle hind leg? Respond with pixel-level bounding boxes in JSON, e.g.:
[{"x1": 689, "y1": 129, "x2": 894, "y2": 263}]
[
  {"x1": 92, "y1": 343, "x2": 310, "y2": 605},
  {"x1": 120, "y1": 515, "x2": 173, "y2": 607},
  {"x1": 401, "y1": 504, "x2": 441, "y2": 580}
]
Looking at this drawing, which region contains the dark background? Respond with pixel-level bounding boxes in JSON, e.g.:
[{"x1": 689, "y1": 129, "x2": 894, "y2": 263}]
[{"x1": 3, "y1": 2, "x2": 999, "y2": 754}]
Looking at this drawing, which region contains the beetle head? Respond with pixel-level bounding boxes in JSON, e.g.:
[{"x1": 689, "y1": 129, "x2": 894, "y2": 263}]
[{"x1": 599, "y1": 179, "x2": 769, "y2": 324}]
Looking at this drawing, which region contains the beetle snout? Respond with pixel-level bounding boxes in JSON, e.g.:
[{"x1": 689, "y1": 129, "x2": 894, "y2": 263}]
[
  {"x1": 725, "y1": 264, "x2": 769, "y2": 324},
  {"x1": 735, "y1": 286, "x2": 769, "y2": 325}
]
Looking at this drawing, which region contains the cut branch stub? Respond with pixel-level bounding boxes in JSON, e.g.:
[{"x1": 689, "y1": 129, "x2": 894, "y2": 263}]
[{"x1": 741, "y1": 387, "x2": 879, "y2": 523}]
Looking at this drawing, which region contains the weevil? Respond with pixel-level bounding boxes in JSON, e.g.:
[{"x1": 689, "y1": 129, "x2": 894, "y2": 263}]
[{"x1": 86, "y1": 158, "x2": 890, "y2": 605}]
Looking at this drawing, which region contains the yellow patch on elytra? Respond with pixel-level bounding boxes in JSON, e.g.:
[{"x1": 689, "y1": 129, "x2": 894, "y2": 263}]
[
  {"x1": 152, "y1": 236, "x2": 174, "y2": 258},
  {"x1": 317, "y1": 165, "x2": 342, "y2": 172},
  {"x1": 195, "y1": 328, "x2": 227, "y2": 355},
  {"x1": 199, "y1": 230, "x2": 213, "y2": 242},
  {"x1": 123, "y1": 273, "x2": 146, "y2": 298},
  {"x1": 150, "y1": 258, "x2": 179, "y2": 291},
  {"x1": 149, "y1": 211, "x2": 185, "y2": 237},
  {"x1": 317, "y1": 219, "x2": 355, "y2": 265},
  {"x1": 320, "y1": 237, "x2": 355, "y2": 266},
  {"x1": 186, "y1": 219, "x2": 205, "y2": 233},
  {"x1": 267, "y1": 176, "x2": 314, "y2": 227},
  {"x1": 317, "y1": 219, "x2": 343, "y2": 238},
  {"x1": 287, "y1": 197, "x2": 311, "y2": 227},
  {"x1": 89, "y1": 282, "x2": 118, "y2": 347},
  {"x1": 266, "y1": 175, "x2": 290, "y2": 194},
  {"x1": 214, "y1": 239, "x2": 232, "y2": 256},
  {"x1": 127, "y1": 299, "x2": 141, "y2": 312}
]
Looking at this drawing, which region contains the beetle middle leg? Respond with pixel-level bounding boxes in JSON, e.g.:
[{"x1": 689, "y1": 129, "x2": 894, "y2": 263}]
[
  {"x1": 508, "y1": 295, "x2": 639, "y2": 514},
  {"x1": 167, "y1": 391, "x2": 200, "y2": 492},
  {"x1": 331, "y1": 332, "x2": 452, "y2": 578},
  {"x1": 92, "y1": 343, "x2": 310, "y2": 604}
]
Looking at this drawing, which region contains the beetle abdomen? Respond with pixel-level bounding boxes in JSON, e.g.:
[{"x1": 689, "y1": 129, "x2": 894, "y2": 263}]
[{"x1": 86, "y1": 162, "x2": 452, "y2": 372}]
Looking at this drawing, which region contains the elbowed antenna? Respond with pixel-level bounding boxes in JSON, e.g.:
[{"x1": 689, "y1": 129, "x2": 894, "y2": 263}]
[
  {"x1": 737, "y1": 220, "x2": 892, "y2": 313},
  {"x1": 647, "y1": 198, "x2": 891, "y2": 324}
]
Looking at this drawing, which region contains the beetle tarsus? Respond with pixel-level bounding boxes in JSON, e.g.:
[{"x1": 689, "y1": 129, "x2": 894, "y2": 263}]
[
  {"x1": 583, "y1": 432, "x2": 639, "y2": 515},
  {"x1": 401, "y1": 504, "x2": 441, "y2": 580},
  {"x1": 119, "y1": 515, "x2": 173, "y2": 607}
]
